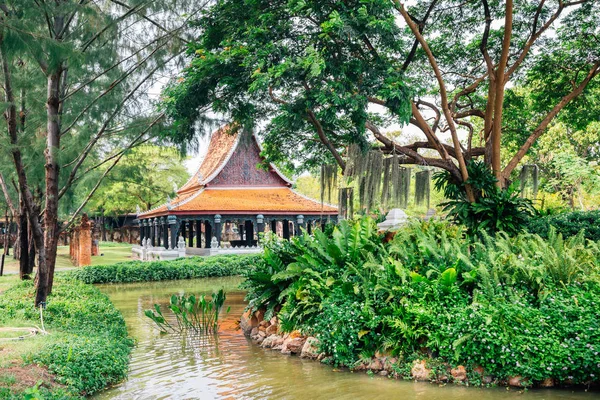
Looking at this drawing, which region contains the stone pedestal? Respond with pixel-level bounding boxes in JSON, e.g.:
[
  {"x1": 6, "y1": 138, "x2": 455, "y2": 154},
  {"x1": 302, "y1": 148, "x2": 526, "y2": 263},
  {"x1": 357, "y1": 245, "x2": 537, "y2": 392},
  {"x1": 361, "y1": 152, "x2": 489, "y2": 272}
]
[{"x1": 70, "y1": 213, "x2": 94, "y2": 267}]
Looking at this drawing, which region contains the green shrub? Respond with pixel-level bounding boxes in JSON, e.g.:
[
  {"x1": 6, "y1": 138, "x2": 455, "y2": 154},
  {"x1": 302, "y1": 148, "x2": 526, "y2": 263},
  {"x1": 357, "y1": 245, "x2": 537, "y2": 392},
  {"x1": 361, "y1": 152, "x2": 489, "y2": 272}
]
[
  {"x1": 434, "y1": 160, "x2": 535, "y2": 237},
  {"x1": 70, "y1": 254, "x2": 261, "y2": 284},
  {"x1": 244, "y1": 217, "x2": 600, "y2": 385},
  {"x1": 527, "y1": 210, "x2": 600, "y2": 241},
  {"x1": 0, "y1": 278, "x2": 133, "y2": 397}
]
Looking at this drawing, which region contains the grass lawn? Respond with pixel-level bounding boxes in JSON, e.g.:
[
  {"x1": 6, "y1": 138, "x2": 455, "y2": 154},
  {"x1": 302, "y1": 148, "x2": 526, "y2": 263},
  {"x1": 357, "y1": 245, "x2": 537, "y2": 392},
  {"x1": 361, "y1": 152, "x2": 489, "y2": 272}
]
[
  {"x1": 0, "y1": 274, "x2": 133, "y2": 398},
  {"x1": 0, "y1": 242, "x2": 135, "y2": 398},
  {"x1": 0, "y1": 242, "x2": 133, "y2": 275}
]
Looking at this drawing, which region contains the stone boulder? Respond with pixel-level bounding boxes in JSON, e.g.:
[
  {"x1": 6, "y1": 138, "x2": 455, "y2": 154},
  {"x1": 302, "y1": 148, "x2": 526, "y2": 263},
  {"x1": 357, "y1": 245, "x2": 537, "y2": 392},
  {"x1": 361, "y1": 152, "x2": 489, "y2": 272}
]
[
  {"x1": 540, "y1": 378, "x2": 554, "y2": 388},
  {"x1": 254, "y1": 308, "x2": 265, "y2": 322},
  {"x1": 451, "y1": 365, "x2": 467, "y2": 381},
  {"x1": 300, "y1": 337, "x2": 320, "y2": 359},
  {"x1": 411, "y1": 360, "x2": 432, "y2": 381},
  {"x1": 266, "y1": 324, "x2": 278, "y2": 336},
  {"x1": 508, "y1": 376, "x2": 527, "y2": 387},
  {"x1": 368, "y1": 358, "x2": 383, "y2": 372},
  {"x1": 261, "y1": 334, "x2": 283, "y2": 349},
  {"x1": 281, "y1": 336, "x2": 306, "y2": 355},
  {"x1": 240, "y1": 310, "x2": 258, "y2": 336}
]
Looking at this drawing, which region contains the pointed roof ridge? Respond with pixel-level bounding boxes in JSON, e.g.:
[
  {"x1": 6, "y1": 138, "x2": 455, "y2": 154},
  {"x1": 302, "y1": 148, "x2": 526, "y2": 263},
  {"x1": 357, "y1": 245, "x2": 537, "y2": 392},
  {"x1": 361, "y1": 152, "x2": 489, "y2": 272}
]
[
  {"x1": 177, "y1": 125, "x2": 241, "y2": 195},
  {"x1": 177, "y1": 125, "x2": 293, "y2": 195}
]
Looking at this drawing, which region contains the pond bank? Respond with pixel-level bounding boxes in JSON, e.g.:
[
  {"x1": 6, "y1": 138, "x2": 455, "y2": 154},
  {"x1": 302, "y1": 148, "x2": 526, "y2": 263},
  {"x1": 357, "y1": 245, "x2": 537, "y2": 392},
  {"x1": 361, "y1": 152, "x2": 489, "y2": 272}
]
[
  {"x1": 240, "y1": 308, "x2": 597, "y2": 390},
  {"x1": 95, "y1": 277, "x2": 597, "y2": 399}
]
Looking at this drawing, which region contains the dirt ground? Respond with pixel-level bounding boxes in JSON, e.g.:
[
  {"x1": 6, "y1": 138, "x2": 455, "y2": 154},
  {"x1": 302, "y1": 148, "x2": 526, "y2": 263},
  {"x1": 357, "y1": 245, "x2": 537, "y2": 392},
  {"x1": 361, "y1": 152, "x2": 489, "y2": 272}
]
[{"x1": 0, "y1": 359, "x2": 63, "y2": 393}]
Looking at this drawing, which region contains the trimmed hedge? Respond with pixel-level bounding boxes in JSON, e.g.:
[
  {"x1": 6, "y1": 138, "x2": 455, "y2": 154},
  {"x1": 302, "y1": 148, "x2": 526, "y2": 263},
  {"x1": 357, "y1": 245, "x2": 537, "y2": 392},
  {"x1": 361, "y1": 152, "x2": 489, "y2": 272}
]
[
  {"x1": 527, "y1": 210, "x2": 600, "y2": 241},
  {"x1": 0, "y1": 277, "x2": 133, "y2": 397},
  {"x1": 70, "y1": 254, "x2": 262, "y2": 284}
]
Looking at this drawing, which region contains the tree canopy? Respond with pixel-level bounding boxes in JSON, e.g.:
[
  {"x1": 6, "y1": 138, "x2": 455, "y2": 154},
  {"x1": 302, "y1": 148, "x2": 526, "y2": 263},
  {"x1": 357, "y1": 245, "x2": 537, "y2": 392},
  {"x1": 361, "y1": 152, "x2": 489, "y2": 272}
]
[
  {"x1": 164, "y1": 0, "x2": 600, "y2": 199},
  {"x1": 85, "y1": 145, "x2": 190, "y2": 216}
]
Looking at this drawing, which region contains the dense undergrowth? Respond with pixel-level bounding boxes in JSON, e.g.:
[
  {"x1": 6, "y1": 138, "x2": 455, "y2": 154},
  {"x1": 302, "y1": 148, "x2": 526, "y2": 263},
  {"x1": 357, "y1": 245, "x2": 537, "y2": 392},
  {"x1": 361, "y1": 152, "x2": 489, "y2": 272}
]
[
  {"x1": 71, "y1": 254, "x2": 261, "y2": 284},
  {"x1": 527, "y1": 210, "x2": 600, "y2": 242},
  {"x1": 242, "y1": 218, "x2": 600, "y2": 386},
  {"x1": 0, "y1": 277, "x2": 133, "y2": 399}
]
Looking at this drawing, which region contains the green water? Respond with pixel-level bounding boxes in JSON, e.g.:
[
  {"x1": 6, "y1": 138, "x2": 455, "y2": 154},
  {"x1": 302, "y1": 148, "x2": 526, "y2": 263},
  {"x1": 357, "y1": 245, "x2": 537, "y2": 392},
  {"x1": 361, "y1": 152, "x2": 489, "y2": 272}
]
[{"x1": 95, "y1": 277, "x2": 597, "y2": 400}]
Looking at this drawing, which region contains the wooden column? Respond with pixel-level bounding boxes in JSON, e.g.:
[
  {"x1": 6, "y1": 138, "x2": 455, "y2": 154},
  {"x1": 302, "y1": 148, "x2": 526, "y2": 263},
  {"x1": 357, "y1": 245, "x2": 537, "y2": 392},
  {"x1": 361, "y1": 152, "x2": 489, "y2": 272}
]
[
  {"x1": 168, "y1": 216, "x2": 177, "y2": 250},
  {"x1": 270, "y1": 220, "x2": 277, "y2": 235},
  {"x1": 204, "y1": 221, "x2": 212, "y2": 248},
  {"x1": 196, "y1": 220, "x2": 202, "y2": 248},
  {"x1": 245, "y1": 220, "x2": 253, "y2": 246},
  {"x1": 156, "y1": 218, "x2": 162, "y2": 247},
  {"x1": 162, "y1": 217, "x2": 169, "y2": 248},
  {"x1": 138, "y1": 220, "x2": 143, "y2": 245},
  {"x1": 188, "y1": 220, "x2": 194, "y2": 247},
  {"x1": 239, "y1": 223, "x2": 245, "y2": 242},
  {"x1": 150, "y1": 218, "x2": 156, "y2": 246},
  {"x1": 282, "y1": 219, "x2": 290, "y2": 240},
  {"x1": 181, "y1": 220, "x2": 187, "y2": 241}
]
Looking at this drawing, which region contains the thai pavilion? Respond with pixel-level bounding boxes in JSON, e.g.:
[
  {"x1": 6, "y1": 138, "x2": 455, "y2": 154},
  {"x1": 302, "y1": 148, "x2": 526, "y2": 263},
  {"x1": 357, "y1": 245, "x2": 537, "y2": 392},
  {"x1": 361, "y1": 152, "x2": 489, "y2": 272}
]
[{"x1": 134, "y1": 126, "x2": 338, "y2": 259}]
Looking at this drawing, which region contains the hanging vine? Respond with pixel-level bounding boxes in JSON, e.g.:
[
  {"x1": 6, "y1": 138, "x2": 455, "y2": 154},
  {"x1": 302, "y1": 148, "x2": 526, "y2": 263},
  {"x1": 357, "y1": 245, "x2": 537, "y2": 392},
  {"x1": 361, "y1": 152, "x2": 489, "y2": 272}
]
[
  {"x1": 414, "y1": 170, "x2": 431, "y2": 208},
  {"x1": 320, "y1": 164, "x2": 338, "y2": 205},
  {"x1": 519, "y1": 164, "x2": 539, "y2": 199}
]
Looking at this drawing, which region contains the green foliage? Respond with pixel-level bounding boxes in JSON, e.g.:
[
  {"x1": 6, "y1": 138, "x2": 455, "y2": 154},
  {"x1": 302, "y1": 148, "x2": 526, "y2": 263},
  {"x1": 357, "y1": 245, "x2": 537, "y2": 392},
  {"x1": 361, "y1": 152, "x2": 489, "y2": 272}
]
[
  {"x1": 86, "y1": 145, "x2": 190, "y2": 216},
  {"x1": 163, "y1": 0, "x2": 411, "y2": 171},
  {"x1": 145, "y1": 289, "x2": 229, "y2": 334},
  {"x1": 527, "y1": 210, "x2": 600, "y2": 242},
  {"x1": 434, "y1": 161, "x2": 535, "y2": 236},
  {"x1": 0, "y1": 277, "x2": 133, "y2": 396},
  {"x1": 70, "y1": 254, "x2": 261, "y2": 284},
  {"x1": 243, "y1": 217, "x2": 600, "y2": 384},
  {"x1": 241, "y1": 236, "x2": 300, "y2": 320}
]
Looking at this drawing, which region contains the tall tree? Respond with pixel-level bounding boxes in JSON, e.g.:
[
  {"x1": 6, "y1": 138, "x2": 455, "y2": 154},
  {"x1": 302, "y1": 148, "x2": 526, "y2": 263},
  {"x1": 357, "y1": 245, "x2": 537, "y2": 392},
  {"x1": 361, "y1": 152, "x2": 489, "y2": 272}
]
[
  {"x1": 0, "y1": 0, "x2": 203, "y2": 305},
  {"x1": 163, "y1": 0, "x2": 600, "y2": 200}
]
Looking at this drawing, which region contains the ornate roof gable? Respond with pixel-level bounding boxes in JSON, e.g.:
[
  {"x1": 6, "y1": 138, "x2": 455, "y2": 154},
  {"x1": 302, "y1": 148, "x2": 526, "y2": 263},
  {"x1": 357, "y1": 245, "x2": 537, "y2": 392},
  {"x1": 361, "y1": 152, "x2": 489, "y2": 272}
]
[{"x1": 177, "y1": 126, "x2": 291, "y2": 194}]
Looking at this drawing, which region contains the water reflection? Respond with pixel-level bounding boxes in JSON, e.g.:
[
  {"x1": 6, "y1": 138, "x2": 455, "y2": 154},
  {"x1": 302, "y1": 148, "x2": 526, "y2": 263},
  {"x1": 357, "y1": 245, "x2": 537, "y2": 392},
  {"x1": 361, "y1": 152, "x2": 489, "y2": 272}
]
[{"x1": 96, "y1": 277, "x2": 596, "y2": 400}]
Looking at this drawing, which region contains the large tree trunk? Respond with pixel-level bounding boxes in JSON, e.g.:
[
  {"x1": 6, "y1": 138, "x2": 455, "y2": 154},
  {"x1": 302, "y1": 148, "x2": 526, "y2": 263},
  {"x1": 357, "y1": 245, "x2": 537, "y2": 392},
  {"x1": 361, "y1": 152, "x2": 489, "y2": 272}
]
[
  {"x1": 38, "y1": 68, "x2": 63, "y2": 303},
  {"x1": 1, "y1": 42, "x2": 46, "y2": 298},
  {"x1": 19, "y1": 199, "x2": 32, "y2": 279},
  {"x1": 0, "y1": 210, "x2": 8, "y2": 276}
]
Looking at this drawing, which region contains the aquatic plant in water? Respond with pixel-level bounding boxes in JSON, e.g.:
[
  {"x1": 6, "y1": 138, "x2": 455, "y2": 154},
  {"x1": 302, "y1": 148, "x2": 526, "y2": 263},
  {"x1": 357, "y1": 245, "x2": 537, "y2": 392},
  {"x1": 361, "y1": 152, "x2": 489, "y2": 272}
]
[{"x1": 145, "y1": 289, "x2": 230, "y2": 334}]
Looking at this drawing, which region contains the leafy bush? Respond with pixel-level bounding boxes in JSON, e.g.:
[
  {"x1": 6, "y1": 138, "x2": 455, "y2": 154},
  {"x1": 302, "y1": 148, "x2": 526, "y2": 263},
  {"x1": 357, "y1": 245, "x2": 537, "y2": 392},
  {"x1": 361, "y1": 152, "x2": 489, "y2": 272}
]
[
  {"x1": 70, "y1": 254, "x2": 261, "y2": 284},
  {"x1": 527, "y1": 210, "x2": 600, "y2": 241},
  {"x1": 434, "y1": 160, "x2": 535, "y2": 237},
  {"x1": 244, "y1": 217, "x2": 600, "y2": 385},
  {"x1": 240, "y1": 236, "x2": 299, "y2": 320},
  {"x1": 0, "y1": 277, "x2": 133, "y2": 397}
]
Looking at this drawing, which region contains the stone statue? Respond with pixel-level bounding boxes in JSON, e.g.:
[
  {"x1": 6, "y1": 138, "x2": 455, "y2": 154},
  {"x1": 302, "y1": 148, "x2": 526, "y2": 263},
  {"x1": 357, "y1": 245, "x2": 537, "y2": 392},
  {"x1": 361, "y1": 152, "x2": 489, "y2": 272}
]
[
  {"x1": 178, "y1": 236, "x2": 186, "y2": 249},
  {"x1": 210, "y1": 236, "x2": 219, "y2": 249}
]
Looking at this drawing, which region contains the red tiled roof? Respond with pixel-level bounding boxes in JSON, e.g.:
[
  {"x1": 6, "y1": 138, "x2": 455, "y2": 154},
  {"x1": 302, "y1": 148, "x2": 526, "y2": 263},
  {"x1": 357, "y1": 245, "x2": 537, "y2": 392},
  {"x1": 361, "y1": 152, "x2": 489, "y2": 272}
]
[{"x1": 141, "y1": 188, "x2": 337, "y2": 217}]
